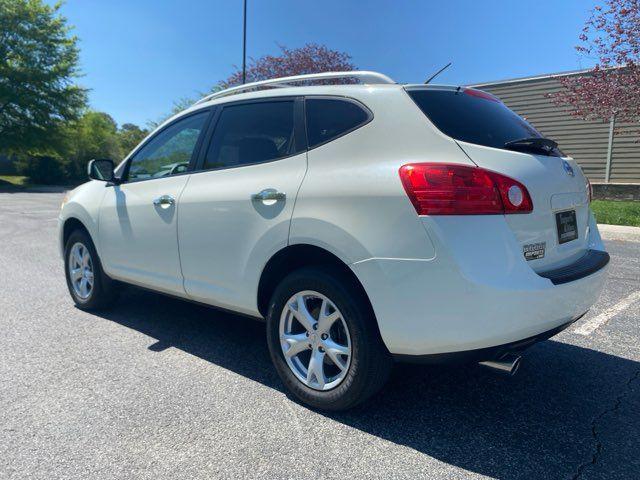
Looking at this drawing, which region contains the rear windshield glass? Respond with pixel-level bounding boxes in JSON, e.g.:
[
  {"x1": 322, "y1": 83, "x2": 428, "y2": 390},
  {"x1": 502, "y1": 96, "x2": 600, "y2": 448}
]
[{"x1": 407, "y1": 88, "x2": 562, "y2": 157}]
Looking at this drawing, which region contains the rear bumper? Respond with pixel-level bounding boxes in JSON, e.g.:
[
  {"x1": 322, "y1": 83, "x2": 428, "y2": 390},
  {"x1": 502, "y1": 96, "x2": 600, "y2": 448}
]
[
  {"x1": 538, "y1": 249, "x2": 609, "y2": 285},
  {"x1": 393, "y1": 315, "x2": 583, "y2": 364},
  {"x1": 351, "y1": 213, "x2": 608, "y2": 356}
]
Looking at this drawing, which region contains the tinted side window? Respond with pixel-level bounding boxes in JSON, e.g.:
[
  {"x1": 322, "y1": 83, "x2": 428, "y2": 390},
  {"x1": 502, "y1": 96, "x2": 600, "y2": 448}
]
[
  {"x1": 203, "y1": 101, "x2": 296, "y2": 170},
  {"x1": 305, "y1": 98, "x2": 370, "y2": 148},
  {"x1": 127, "y1": 111, "x2": 208, "y2": 182}
]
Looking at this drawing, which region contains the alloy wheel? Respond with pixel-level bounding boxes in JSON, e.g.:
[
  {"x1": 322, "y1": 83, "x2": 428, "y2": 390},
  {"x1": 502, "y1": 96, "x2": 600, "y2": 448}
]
[
  {"x1": 279, "y1": 290, "x2": 352, "y2": 390},
  {"x1": 68, "y1": 242, "x2": 94, "y2": 300}
]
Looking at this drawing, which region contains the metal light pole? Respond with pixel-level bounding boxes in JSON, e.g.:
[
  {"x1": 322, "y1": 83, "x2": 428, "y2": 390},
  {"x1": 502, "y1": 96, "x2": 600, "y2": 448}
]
[{"x1": 242, "y1": 0, "x2": 247, "y2": 84}]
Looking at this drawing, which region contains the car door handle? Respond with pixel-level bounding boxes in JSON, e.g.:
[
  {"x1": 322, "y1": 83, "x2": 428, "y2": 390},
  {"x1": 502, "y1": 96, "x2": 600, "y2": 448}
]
[
  {"x1": 153, "y1": 195, "x2": 175, "y2": 208},
  {"x1": 251, "y1": 189, "x2": 286, "y2": 201}
]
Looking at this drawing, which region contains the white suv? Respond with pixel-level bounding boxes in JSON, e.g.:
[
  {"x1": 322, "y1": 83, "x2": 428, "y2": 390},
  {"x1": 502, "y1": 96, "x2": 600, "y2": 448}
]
[{"x1": 59, "y1": 71, "x2": 609, "y2": 410}]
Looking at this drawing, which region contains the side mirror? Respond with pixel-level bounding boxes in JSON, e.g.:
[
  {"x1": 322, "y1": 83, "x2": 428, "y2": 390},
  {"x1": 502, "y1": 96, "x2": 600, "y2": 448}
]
[{"x1": 88, "y1": 159, "x2": 115, "y2": 182}]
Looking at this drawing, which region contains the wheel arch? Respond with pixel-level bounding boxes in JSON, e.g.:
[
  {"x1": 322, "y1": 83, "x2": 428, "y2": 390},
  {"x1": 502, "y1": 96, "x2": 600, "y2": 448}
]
[
  {"x1": 257, "y1": 243, "x2": 375, "y2": 321},
  {"x1": 62, "y1": 216, "x2": 92, "y2": 248}
]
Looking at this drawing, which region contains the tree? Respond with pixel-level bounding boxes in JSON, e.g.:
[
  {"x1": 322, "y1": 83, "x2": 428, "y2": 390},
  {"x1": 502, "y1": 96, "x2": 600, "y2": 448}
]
[
  {"x1": 118, "y1": 123, "x2": 148, "y2": 156},
  {"x1": 554, "y1": 0, "x2": 639, "y2": 127},
  {"x1": 151, "y1": 44, "x2": 356, "y2": 132},
  {"x1": 222, "y1": 43, "x2": 356, "y2": 87},
  {"x1": 0, "y1": 0, "x2": 87, "y2": 155},
  {"x1": 147, "y1": 97, "x2": 198, "y2": 130},
  {"x1": 62, "y1": 111, "x2": 122, "y2": 182},
  {"x1": 16, "y1": 111, "x2": 148, "y2": 184}
]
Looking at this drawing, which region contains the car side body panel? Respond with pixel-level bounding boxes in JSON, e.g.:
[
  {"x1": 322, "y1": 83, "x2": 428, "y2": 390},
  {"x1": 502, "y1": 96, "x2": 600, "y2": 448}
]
[
  {"x1": 58, "y1": 181, "x2": 108, "y2": 258},
  {"x1": 289, "y1": 86, "x2": 473, "y2": 263},
  {"x1": 178, "y1": 153, "x2": 308, "y2": 316},
  {"x1": 97, "y1": 175, "x2": 192, "y2": 296}
]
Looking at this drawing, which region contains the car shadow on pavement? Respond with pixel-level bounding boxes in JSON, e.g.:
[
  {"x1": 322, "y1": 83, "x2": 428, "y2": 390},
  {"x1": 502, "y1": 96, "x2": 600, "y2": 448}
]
[{"x1": 93, "y1": 286, "x2": 640, "y2": 480}]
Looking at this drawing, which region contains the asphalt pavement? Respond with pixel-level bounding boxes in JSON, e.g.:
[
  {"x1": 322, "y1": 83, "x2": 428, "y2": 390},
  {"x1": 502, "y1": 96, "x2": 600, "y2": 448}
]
[{"x1": 1, "y1": 191, "x2": 639, "y2": 480}]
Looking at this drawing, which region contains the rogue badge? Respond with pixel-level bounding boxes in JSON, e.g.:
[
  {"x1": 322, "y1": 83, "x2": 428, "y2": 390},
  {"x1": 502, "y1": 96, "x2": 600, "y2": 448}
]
[{"x1": 523, "y1": 242, "x2": 546, "y2": 261}]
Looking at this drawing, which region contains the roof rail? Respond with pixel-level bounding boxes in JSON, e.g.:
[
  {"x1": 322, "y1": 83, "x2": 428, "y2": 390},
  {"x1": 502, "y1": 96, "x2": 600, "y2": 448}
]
[{"x1": 194, "y1": 70, "x2": 396, "y2": 105}]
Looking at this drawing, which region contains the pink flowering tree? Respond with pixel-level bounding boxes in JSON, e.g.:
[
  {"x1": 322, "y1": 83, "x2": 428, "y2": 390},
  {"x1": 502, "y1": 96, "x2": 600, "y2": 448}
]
[
  {"x1": 554, "y1": 0, "x2": 639, "y2": 129},
  {"x1": 152, "y1": 44, "x2": 356, "y2": 127},
  {"x1": 221, "y1": 43, "x2": 356, "y2": 86}
]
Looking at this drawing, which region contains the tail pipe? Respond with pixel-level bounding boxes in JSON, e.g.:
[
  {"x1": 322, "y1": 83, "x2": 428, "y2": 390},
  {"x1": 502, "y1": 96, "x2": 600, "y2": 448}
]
[{"x1": 479, "y1": 353, "x2": 521, "y2": 376}]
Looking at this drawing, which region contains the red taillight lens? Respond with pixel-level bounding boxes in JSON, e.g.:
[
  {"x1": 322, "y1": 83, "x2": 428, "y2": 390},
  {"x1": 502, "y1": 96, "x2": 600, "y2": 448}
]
[
  {"x1": 464, "y1": 88, "x2": 500, "y2": 103},
  {"x1": 399, "y1": 163, "x2": 533, "y2": 215}
]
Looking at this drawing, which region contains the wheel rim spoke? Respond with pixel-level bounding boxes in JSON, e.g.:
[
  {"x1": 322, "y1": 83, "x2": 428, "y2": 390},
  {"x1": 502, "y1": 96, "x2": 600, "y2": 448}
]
[
  {"x1": 282, "y1": 332, "x2": 310, "y2": 358},
  {"x1": 82, "y1": 251, "x2": 91, "y2": 267},
  {"x1": 323, "y1": 339, "x2": 349, "y2": 371},
  {"x1": 306, "y1": 349, "x2": 326, "y2": 389},
  {"x1": 290, "y1": 294, "x2": 316, "y2": 331},
  {"x1": 71, "y1": 267, "x2": 83, "y2": 281},
  {"x1": 79, "y1": 278, "x2": 88, "y2": 297},
  {"x1": 73, "y1": 247, "x2": 83, "y2": 266},
  {"x1": 317, "y1": 299, "x2": 340, "y2": 334}
]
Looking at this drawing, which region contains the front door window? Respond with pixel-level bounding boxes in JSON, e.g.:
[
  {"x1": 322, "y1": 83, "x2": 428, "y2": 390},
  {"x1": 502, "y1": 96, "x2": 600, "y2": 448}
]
[{"x1": 127, "y1": 111, "x2": 209, "y2": 182}]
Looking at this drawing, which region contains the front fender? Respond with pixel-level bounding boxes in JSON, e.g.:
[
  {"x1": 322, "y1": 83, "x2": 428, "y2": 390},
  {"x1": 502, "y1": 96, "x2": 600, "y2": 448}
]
[{"x1": 58, "y1": 181, "x2": 108, "y2": 257}]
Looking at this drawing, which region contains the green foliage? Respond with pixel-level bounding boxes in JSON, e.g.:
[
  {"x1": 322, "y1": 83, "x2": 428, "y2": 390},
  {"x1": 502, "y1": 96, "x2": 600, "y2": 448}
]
[
  {"x1": 592, "y1": 200, "x2": 640, "y2": 227},
  {"x1": 61, "y1": 111, "x2": 122, "y2": 182},
  {"x1": 14, "y1": 155, "x2": 67, "y2": 185},
  {"x1": 14, "y1": 110, "x2": 149, "y2": 184},
  {"x1": 148, "y1": 86, "x2": 227, "y2": 130},
  {"x1": 147, "y1": 97, "x2": 198, "y2": 130},
  {"x1": 0, "y1": 0, "x2": 87, "y2": 155},
  {"x1": 118, "y1": 123, "x2": 148, "y2": 157}
]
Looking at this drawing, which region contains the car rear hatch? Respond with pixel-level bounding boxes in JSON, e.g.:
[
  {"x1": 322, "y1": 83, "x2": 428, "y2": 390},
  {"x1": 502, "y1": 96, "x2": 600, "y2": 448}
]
[{"x1": 406, "y1": 86, "x2": 591, "y2": 272}]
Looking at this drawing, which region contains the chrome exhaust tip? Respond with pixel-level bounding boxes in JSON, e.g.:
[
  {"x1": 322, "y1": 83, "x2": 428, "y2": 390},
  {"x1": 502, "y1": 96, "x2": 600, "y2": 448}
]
[{"x1": 479, "y1": 353, "x2": 521, "y2": 376}]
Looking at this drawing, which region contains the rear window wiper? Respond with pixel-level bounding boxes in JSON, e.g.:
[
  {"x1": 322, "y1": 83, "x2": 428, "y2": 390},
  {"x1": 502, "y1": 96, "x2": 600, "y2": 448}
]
[{"x1": 504, "y1": 137, "x2": 558, "y2": 156}]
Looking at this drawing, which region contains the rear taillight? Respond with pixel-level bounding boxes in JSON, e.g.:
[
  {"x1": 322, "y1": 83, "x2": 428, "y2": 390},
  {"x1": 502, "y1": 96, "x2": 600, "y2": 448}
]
[{"x1": 399, "y1": 163, "x2": 533, "y2": 215}]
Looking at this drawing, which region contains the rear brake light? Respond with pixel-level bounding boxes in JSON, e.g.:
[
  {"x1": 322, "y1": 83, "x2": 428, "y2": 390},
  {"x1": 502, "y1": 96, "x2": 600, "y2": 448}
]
[
  {"x1": 464, "y1": 88, "x2": 500, "y2": 103},
  {"x1": 399, "y1": 163, "x2": 533, "y2": 215}
]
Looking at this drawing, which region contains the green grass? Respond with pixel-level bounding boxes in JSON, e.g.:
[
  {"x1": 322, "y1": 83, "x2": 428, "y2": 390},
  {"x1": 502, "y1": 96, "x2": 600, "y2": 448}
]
[
  {"x1": 592, "y1": 200, "x2": 640, "y2": 227},
  {"x1": 0, "y1": 175, "x2": 28, "y2": 187}
]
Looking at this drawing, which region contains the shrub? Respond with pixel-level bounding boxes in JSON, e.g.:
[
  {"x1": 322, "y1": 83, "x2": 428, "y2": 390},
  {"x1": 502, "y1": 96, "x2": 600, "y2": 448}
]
[{"x1": 15, "y1": 156, "x2": 68, "y2": 185}]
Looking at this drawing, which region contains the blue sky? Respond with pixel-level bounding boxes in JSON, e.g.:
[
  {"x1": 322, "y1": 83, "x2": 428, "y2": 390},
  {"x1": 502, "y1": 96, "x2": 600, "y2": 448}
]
[{"x1": 52, "y1": 0, "x2": 600, "y2": 127}]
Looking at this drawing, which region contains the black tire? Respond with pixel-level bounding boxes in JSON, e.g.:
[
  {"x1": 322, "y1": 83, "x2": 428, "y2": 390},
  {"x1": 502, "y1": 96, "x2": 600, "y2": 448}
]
[
  {"x1": 64, "y1": 229, "x2": 118, "y2": 311},
  {"x1": 266, "y1": 266, "x2": 392, "y2": 411}
]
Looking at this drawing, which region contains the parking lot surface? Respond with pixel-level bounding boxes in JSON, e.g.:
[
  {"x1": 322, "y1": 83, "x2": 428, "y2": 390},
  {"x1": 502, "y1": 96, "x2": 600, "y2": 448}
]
[{"x1": 1, "y1": 192, "x2": 639, "y2": 480}]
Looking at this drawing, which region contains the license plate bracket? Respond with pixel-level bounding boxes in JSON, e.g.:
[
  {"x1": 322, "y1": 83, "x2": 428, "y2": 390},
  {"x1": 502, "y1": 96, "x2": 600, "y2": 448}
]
[{"x1": 556, "y1": 210, "x2": 578, "y2": 244}]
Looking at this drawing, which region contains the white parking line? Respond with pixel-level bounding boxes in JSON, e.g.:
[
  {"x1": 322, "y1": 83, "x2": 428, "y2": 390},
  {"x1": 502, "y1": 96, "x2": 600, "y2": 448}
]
[{"x1": 573, "y1": 290, "x2": 640, "y2": 336}]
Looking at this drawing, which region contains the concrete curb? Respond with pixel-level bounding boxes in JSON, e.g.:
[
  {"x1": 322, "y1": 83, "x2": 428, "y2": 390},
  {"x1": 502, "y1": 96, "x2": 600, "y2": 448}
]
[{"x1": 598, "y1": 223, "x2": 640, "y2": 242}]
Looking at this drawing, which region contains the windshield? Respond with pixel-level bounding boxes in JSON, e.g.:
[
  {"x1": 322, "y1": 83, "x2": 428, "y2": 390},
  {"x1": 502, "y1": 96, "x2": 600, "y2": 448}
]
[{"x1": 407, "y1": 88, "x2": 563, "y2": 157}]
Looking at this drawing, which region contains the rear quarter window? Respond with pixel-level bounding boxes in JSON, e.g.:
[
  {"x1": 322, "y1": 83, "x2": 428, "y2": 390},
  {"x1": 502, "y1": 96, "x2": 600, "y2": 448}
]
[{"x1": 305, "y1": 98, "x2": 371, "y2": 149}]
